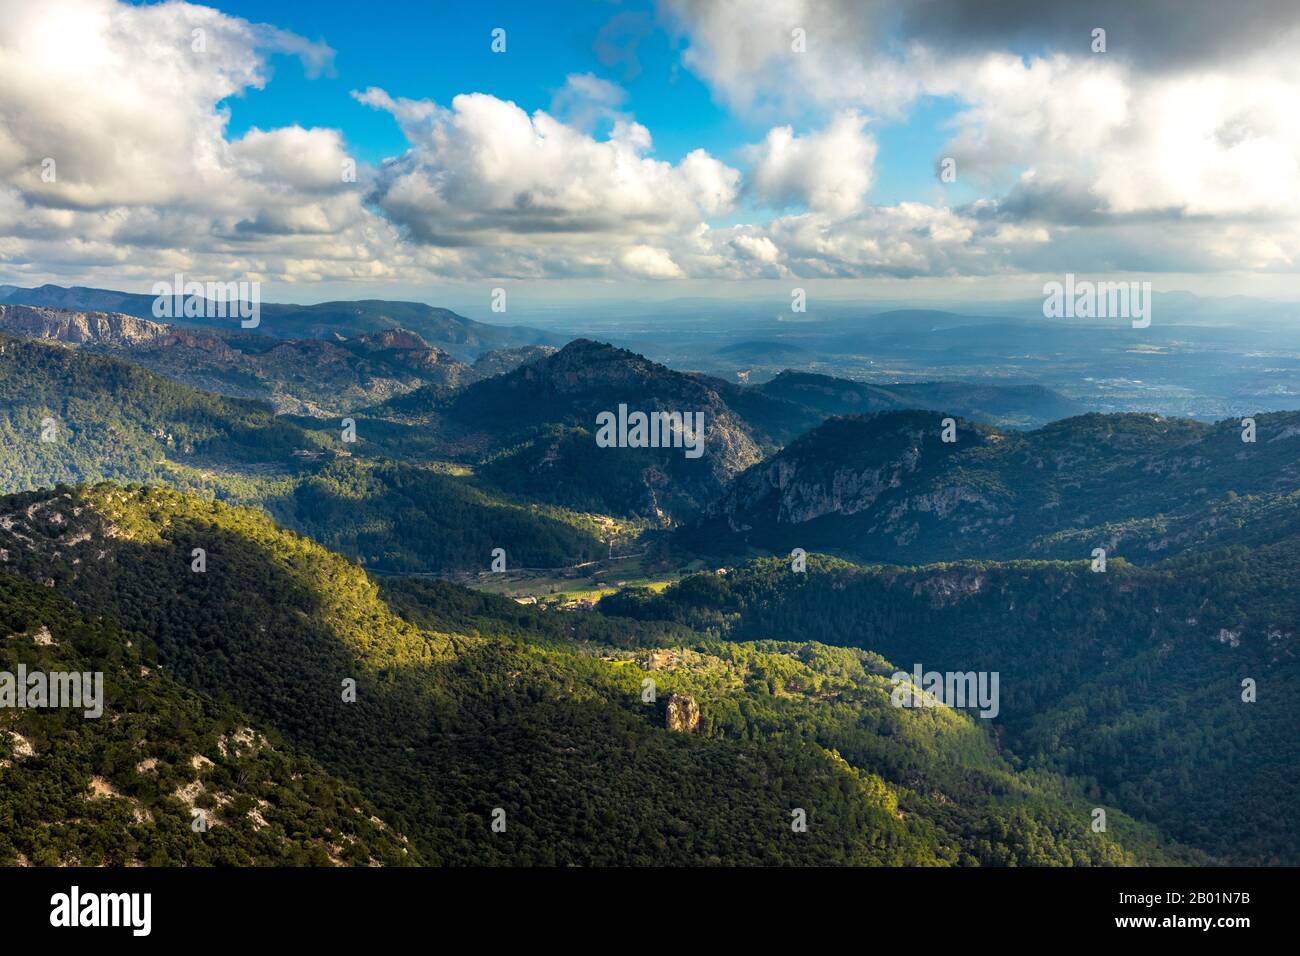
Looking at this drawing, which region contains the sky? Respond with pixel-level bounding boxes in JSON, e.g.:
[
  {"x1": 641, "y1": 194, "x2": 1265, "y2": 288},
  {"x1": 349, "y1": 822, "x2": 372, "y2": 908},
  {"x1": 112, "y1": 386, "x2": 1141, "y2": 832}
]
[{"x1": 2, "y1": 0, "x2": 1300, "y2": 312}]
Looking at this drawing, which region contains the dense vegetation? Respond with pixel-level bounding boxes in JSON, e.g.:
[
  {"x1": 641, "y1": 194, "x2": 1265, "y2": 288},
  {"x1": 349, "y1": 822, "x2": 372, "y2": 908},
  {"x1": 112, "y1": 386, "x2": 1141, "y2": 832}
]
[
  {"x1": 3, "y1": 318, "x2": 1297, "y2": 868},
  {"x1": 0, "y1": 485, "x2": 1181, "y2": 865},
  {"x1": 685, "y1": 408, "x2": 1300, "y2": 565},
  {"x1": 0, "y1": 570, "x2": 414, "y2": 866},
  {"x1": 601, "y1": 551, "x2": 1300, "y2": 863},
  {"x1": 0, "y1": 335, "x2": 603, "y2": 572},
  {"x1": 365, "y1": 339, "x2": 777, "y2": 521},
  {"x1": 262, "y1": 458, "x2": 603, "y2": 572},
  {"x1": 0, "y1": 333, "x2": 312, "y2": 489}
]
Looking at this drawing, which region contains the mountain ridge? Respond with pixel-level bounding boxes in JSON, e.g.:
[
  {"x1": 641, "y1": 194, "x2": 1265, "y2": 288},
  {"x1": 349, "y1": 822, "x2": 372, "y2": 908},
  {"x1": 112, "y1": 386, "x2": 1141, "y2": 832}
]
[
  {"x1": 685, "y1": 407, "x2": 1300, "y2": 564},
  {"x1": 0, "y1": 303, "x2": 558, "y2": 416},
  {"x1": 0, "y1": 283, "x2": 558, "y2": 359}
]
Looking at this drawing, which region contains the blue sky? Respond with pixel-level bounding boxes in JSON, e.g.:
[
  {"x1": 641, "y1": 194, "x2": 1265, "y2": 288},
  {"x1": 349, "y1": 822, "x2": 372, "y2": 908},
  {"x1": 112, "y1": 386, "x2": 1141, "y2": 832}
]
[
  {"x1": 213, "y1": 0, "x2": 738, "y2": 161},
  {"x1": 211, "y1": 0, "x2": 967, "y2": 207}
]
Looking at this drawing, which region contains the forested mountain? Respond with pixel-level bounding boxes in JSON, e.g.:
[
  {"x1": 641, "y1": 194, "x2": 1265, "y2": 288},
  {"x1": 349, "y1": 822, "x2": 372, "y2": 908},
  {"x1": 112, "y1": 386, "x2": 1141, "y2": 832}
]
[
  {"x1": 0, "y1": 570, "x2": 415, "y2": 866},
  {"x1": 0, "y1": 284, "x2": 558, "y2": 359},
  {"x1": 0, "y1": 304, "x2": 550, "y2": 415},
  {"x1": 365, "y1": 339, "x2": 1084, "y2": 523},
  {"x1": 686, "y1": 408, "x2": 1300, "y2": 564},
  {"x1": 0, "y1": 331, "x2": 314, "y2": 489},
  {"x1": 4, "y1": 305, "x2": 1297, "y2": 868},
  {"x1": 600, "y1": 551, "x2": 1300, "y2": 864},
  {"x1": 7, "y1": 0, "x2": 1298, "y2": 891},
  {"x1": 368, "y1": 339, "x2": 782, "y2": 522},
  {"x1": 0, "y1": 334, "x2": 601, "y2": 572},
  {"x1": 0, "y1": 484, "x2": 1188, "y2": 865},
  {"x1": 1, "y1": 304, "x2": 1096, "y2": 534}
]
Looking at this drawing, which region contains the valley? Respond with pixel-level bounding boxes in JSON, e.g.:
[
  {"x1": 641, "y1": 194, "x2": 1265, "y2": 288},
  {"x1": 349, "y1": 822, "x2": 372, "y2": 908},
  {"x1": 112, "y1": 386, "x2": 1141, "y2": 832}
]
[
  {"x1": 1, "y1": 289, "x2": 1297, "y2": 868},
  {"x1": 4, "y1": 0, "x2": 1298, "y2": 928}
]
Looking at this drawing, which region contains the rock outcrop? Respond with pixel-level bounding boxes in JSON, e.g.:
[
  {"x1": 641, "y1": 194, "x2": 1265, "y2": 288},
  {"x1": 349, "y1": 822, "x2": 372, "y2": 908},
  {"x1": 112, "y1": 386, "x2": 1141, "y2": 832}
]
[
  {"x1": 665, "y1": 693, "x2": 700, "y2": 733},
  {"x1": 0, "y1": 303, "x2": 171, "y2": 346}
]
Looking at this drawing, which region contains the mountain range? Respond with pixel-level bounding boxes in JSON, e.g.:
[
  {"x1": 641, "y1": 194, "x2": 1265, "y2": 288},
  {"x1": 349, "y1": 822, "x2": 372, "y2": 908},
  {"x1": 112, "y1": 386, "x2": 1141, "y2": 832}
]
[
  {"x1": 685, "y1": 408, "x2": 1300, "y2": 565},
  {"x1": 0, "y1": 484, "x2": 1190, "y2": 866},
  {"x1": 0, "y1": 332, "x2": 604, "y2": 573},
  {"x1": 364, "y1": 339, "x2": 1084, "y2": 523},
  {"x1": 0, "y1": 303, "x2": 553, "y2": 415},
  {"x1": 0, "y1": 284, "x2": 559, "y2": 359},
  {"x1": 2, "y1": 285, "x2": 1297, "y2": 867}
]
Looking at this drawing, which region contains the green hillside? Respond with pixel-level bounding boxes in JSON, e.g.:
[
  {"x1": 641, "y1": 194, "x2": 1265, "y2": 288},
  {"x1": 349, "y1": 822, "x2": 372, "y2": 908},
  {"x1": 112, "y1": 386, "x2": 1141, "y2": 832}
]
[
  {"x1": 0, "y1": 484, "x2": 1181, "y2": 865},
  {"x1": 0, "y1": 335, "x2": 602, "y2": 572},
  {"x1": 0, "y1": 571, "x2": 415, "y2": 866},
  {"x1": 687, "y1": 408, "x2": 1300, "y2": 564},
  {"x1": 601, "y1": 551, "x2": 1300, "y2": 863}
]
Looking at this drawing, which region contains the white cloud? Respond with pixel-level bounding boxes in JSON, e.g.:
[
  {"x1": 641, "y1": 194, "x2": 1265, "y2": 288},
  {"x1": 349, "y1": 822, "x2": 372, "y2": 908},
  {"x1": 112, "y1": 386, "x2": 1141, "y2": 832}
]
[
  {"x1": 762, "y1": 203, "x2": 1049, "y2": 278},
  {"x1": 0, "y1": 0, "x2": 394, "y2": 289},
  {"x1": 730, "y1": 233, "x2": 780, "y2": 264},
  {"x1": 0, "y1": 0, "x2": 338, "y2": 210},
  {"x1": 1, "y1": 0, "x2": 1297, "y2": 291},
  {"x1": 617, "y1": 244, "x2": 684, "y2": 278},
  {"x1": 662, "y1": 0, "x2": 1300, "y2": 275},
  {"x1": 355, "y1": 87, "x2": 740, "y2": 260},
  {"x1": 659, "y1": 0, "x2": 924, "y2": 117},
  {"x1": 744, "y1": 112, "x2": 876, "y2": 214}
]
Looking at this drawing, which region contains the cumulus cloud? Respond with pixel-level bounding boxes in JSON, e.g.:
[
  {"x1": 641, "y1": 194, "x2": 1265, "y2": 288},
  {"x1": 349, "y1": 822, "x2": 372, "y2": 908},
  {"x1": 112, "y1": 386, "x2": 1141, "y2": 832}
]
[
  {"x1": 930, "y1": 51, "x2": 1300, "y2": 251},
  {"x1": 659, "y1": 0, "x2": 919, "y2": 116},
  {"x1": 0, "y1": 0, "x2": 339, "y2": 209},
  {"x1": 0, "y1": 0, "x2": 391, "y2": 288},
  {"x1": 764, "y1": 203, "x2": 1049, "y2": 278},
  {"x1": 887, "y1": 0, "x2": 1300, "y2": 73},
  {"x1": 729, "y1": 233, "x2": 780, "y2": 265},
  {"x1": 660, "y1": 0, "x2": 1300, "y2": 108},
  {"x1": 354, "y1": 86, "x2": 741, "y2": 252},
  {"x1": 0, "y1": 0, "x2": 749, "y2": 288},
  {"x1": 661, "y1": 0, "x2": 1300, "y2": 274},
  {"x1": 1, "y1": 0, "x2": 1297, "y2": 289},
  {"x1": 617, "y1": 244, "x2": 684, "y2": 278},
  {"x1": 743, "y1": 112, "x2": 876, "y2": 214}
]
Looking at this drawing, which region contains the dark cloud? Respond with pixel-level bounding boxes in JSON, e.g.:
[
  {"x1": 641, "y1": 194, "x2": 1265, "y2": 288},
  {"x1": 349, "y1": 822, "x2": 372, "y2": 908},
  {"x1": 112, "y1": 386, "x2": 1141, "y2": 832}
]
[
  {"x1": 972, "y1": 179, "x2": 1114, "y2": 227},
  {"x1": 975, "y1": 175, "x2": 1289, "y2": 230},
  {"x1": 893, "y1": 0, "x2": 1300, "y2": 70}
]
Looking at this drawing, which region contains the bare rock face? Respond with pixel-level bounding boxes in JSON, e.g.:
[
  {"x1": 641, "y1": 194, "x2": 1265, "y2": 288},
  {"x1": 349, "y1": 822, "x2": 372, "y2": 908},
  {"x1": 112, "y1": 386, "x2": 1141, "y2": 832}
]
[
  {"x1": 665, "y1": 693, "x2": 700, "y2": 733},
  {"x1": 354, "y1": 329, "x2": 432, "y2": 352},
  {"x1": 0, "y1": 303, "x2": 171, "y2": 346}
]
